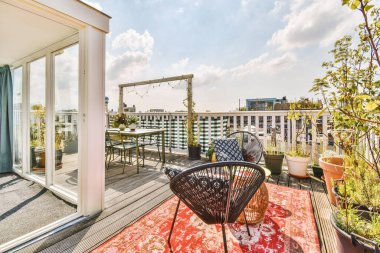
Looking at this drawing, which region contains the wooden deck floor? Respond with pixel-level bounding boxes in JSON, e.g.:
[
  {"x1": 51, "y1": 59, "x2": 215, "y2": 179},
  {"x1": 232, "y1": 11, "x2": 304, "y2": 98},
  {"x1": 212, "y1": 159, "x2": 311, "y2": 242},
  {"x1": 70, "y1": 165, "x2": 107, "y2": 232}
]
[{"x1": 19, "y1": 151, "x2": 336, "y2": 253}]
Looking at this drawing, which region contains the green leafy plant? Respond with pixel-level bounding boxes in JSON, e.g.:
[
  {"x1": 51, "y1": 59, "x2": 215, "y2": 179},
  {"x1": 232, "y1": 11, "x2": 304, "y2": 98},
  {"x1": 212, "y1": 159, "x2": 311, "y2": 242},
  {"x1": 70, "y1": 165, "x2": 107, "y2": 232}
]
[
  {"x1": 127, "y1": 115, "x2": 139, "y2": 125},
  {"x1": 336, "y1": 208, "x2": 380, "y2": 245},
  {"x1": 312, "y1": 0, "x2": 380, "y2": 247},
  {"x1": 30, "y1": 104, "x2": 46, "y2": 148},
  {"x1": 265, "y1": 143, "x2": 283, "y2": 155},
  {"x1": 337, "y1": 156, "x2": 380, "y2": 209},
  {"x1": 285, "y1": 145, "x2": 310, "y2": 158},
  {"x1": 206, "y1": 143, "x2": 214, "y2": 159}
]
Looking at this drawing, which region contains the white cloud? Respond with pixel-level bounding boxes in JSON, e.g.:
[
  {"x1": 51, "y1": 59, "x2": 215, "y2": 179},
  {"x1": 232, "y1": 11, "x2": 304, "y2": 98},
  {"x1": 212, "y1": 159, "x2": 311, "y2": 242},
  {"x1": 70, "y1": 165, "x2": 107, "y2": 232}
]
[
  {"x1": 112, "y1": 29, "x2": 154, "y2": 54},
  {"x1": 171, "y1": 58, "x2": 189, "y2": 70},
  {"x1": 81, "y1": 0, "x2": 102, "y2": 11},
  {"x1": 241, "y1": 0, "x2": 250, "y2": 7},
  {"x1": 268, "y1": 0, "x2": 360, "y2": 50},
  {"x1": 194, "y1": 52, "x2": 297, "y2": 86},
  {"x1": 106, "y1": 30, "x2": 155, "y2": 109},
  {"x1": 176, "y1": 7, "x2": 184, "y2": 14},
  {"x1": 270, "y1": 1, "x2": 286, "y2": 15}
]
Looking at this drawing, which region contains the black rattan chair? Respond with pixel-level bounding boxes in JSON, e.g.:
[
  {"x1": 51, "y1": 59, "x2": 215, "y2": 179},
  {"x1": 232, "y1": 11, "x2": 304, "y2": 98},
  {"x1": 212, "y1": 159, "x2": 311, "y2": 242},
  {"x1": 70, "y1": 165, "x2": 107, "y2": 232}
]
[
  {"x1": 168, "y1": 161, "x2": 266, "y2": 253},
  {"x1": 227, "y1": 131, "x2": 263, "y2": 164}
]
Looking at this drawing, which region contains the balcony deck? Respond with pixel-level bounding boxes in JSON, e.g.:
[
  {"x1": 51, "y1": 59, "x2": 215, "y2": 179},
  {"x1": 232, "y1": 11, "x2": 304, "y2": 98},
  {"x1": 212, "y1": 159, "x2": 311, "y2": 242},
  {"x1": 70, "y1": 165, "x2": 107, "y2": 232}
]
[{"x1": 19, "y1": 151, "x2": 336, "y2": 253}]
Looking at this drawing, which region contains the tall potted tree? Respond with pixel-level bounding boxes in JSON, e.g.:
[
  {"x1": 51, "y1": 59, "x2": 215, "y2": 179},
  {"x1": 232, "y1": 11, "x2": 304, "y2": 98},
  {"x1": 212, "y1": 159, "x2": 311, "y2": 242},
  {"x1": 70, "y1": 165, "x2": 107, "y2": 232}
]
[{"x1": 312, "y1": 0, "x2": 380, "y2": 251}]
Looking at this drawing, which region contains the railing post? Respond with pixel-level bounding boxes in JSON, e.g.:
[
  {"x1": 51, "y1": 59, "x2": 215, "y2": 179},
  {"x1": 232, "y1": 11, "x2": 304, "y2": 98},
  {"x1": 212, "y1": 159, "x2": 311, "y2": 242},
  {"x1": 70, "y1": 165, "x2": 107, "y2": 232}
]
[
  {"x1": 255, "y1": 115, "x2": 259, "y2": 137},
  {"x1": 220, "y1": 116, "x2": 224, "y2": 138},
  {"x1": 291, "y1": 118, "x2": 296, "y2": 146},
  {"x1": 280, "y1": 115, "x2": 285, "y2": 143},
  {"x1": 248, "y1": 116, "x2": 251, "y2": 133},
  {"x1": 263, "y1": 116, "x2": 267, "y2": 139},
  {"x1": 233, "y1": 115, "x2": 237, "y2": 132}
]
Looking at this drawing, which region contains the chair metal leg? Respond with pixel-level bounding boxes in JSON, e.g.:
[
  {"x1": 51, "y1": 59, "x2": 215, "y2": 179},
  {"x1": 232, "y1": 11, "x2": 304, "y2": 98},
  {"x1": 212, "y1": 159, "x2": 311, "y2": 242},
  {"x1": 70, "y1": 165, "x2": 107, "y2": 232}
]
[
  {"x1": 222, "y1": 223, "x2": 228, "y2": 253},
  {"x1": 243, "y1": 211, "x2": 251, "y2": 237},
  {"x1": 168, "y1": 199, "x2": 181, "y2": 251},
  {"x1": 157, "y1": 144, "x2": 161, "y2": 161},
  {"x1": 122, "y1": 150, "x2": 126, "y2": 173},
  {"x1": 142, "y1": 146, "x2": 145, "y2": 167}
]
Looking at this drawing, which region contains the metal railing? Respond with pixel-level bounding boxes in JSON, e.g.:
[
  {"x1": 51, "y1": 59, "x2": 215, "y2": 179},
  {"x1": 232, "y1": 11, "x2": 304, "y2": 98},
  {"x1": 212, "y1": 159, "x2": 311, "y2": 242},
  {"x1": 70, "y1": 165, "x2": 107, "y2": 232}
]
[{"x1": 107, "y1": 110, "x2": 331, "y2": 154}]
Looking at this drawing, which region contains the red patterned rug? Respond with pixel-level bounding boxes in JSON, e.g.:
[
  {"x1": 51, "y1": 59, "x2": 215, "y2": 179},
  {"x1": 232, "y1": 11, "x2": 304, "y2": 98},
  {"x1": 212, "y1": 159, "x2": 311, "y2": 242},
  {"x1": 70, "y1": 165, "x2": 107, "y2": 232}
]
[{"x1": 93, "y1": 183, "x2": 320, "y2": 253}]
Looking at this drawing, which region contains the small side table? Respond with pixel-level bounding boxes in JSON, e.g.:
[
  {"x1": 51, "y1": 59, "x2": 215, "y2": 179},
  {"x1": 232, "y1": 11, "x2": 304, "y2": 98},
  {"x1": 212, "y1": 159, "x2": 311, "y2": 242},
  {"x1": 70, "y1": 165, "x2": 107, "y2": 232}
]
[{"x1": 237, "y1": 168, "x2": 271, "y2": 225}]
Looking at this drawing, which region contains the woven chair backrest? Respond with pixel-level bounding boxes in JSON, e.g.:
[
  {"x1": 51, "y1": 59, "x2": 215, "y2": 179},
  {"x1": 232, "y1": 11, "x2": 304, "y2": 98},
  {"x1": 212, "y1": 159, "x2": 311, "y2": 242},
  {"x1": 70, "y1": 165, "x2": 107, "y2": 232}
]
[{"x1": 170, "y1": 161, "x2": 265, "y2": 224}]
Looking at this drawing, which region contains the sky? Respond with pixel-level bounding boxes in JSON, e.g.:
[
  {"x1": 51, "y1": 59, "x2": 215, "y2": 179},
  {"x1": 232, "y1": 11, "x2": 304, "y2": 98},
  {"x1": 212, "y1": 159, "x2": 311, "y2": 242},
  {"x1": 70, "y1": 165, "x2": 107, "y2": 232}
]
[{"x1": 83, "y1": 0, "x2": 362, "y2": 112}]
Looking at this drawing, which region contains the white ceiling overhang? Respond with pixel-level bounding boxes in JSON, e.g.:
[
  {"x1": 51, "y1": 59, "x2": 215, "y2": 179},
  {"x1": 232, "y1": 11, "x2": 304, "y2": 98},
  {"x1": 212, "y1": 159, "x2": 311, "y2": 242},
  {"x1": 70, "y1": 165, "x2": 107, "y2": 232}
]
[{"x1": 0, "y1": 0, "x2": 110, "y2": 66}]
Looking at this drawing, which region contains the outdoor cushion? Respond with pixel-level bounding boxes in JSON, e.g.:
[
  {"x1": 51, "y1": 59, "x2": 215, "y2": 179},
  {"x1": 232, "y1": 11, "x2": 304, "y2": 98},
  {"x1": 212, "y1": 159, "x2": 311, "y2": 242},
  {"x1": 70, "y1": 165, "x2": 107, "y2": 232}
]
[
  {"x1": 164, "y1": 166, "x2": 186, "y2": 180},
  {"x1": 213, "y1": 138, "x2": 244, "y2": 161}
]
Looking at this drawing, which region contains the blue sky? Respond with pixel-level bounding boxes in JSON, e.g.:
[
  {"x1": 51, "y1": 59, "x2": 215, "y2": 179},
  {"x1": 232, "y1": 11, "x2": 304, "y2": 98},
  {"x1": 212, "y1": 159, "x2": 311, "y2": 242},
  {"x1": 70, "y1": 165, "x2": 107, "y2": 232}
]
[{"x1": 83, "y1": 0, "x2": 360, "y2": 112}]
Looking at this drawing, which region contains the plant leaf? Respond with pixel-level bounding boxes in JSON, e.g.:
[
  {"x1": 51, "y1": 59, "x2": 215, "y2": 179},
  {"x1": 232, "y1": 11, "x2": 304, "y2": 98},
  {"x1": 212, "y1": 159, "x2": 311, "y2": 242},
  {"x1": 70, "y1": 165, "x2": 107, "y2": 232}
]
[{"x1": 365, "y1": 101, "x2": 379, "y2": 111}]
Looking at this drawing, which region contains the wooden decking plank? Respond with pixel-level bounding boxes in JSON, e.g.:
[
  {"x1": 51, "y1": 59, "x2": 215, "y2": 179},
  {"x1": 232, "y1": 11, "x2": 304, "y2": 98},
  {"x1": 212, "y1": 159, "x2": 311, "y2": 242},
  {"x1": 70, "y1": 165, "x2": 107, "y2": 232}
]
[
  {"x1": 288, "y1": 174, "x2": 300, "y2": 189},
  {"x1": 67, "y1": 190, "x2": 173, "y2": 253},
  {"x1": 40, "y1": 184, "x2": 172, "y2": 253},
  {"x1": 277, "y1": 171, "x2": 289, "y2": 186},
  {"x1": 19, "y1": 152, "x2": 335, "y2": 253},
  {"x1": 105, "y1": 175, "x2": 168, "y2": 209},
  {"x1": 308, "y1": 178, "x2": 327, "y2": 253},
  {"x1": 105, "y1": 170, "x2": 162, "y2": 201},
  {"x1": 310, "y1": 178, "x2": 337, "y2": 253}
]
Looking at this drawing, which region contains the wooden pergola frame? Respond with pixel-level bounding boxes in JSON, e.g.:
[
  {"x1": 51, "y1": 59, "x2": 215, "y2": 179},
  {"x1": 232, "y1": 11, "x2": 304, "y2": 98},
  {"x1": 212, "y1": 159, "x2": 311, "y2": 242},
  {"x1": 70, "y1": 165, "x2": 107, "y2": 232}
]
[{"x1": 118, "y1": 74, "x2": 195, "y2": 145}]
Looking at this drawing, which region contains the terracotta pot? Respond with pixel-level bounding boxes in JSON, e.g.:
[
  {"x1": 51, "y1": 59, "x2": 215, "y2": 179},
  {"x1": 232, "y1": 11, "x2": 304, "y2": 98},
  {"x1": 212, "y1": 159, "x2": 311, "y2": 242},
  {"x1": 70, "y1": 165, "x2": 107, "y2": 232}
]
[
  {"x1": 285, "y1": 155, "x2": 310, "y2": 178},
  {"x1": 319, "y1": 157, "x2": 344, "y2": 205}
]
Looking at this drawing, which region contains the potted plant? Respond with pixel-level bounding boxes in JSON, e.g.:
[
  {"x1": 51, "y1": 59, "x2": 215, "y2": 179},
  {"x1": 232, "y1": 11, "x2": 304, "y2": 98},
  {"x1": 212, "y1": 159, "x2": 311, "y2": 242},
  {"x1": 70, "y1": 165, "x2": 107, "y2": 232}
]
[
  {"x1": 286, "y1": 101, "x2": 313, "y2": 178},
  {"x1": 113, "y1": 113, "x2": 128, "y2": 130},
  {"x1": 264, "y1": 144, "x2": 284, "y2": 175},
  {"x1": 263, "y1": 130, "x2": 284, "y2": 175},
  {"x1": 127, "y1": 115, "x2": 139, "y2": 131},
  {"x1": 55, "y1": 131, "x2": 64, "y2": 167},
  {"x1": 285, "y1": 145, "x2": 310, "y2": 178},
  {"x1": 30, "y1": 104, "x2": 46, "y2": 168},
  {"x1": 311, "y1": 1, "x2": 380, "y2": 251},
  {"x1": 184, "y1": 90, "x2": 201, "y2": 160},
  {"x1": 206, "y1": 143, "x2": 216, "y2": 162}
]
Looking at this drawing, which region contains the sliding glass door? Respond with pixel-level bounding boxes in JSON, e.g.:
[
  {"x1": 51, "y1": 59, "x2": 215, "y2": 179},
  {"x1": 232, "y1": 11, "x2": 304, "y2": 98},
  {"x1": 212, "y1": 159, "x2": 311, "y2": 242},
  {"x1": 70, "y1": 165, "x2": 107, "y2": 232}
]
[
  {"x1": 13, "y1": 43, "x2": 80, "y2": 200},
  {"x1": 53, "y1": 44, "x2": 79, "y2": 196}
]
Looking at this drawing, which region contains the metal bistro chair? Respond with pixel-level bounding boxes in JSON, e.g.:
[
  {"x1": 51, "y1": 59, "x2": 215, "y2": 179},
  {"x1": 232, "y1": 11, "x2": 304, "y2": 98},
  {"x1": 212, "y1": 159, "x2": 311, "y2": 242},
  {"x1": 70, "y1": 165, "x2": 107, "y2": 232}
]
[
  {"x1": 226, "y1": 131, "x2": 263, "y2": 164},
  {"x1": 167, "y1": 161, "x2": 266, "y2": 253},
  {"x1": 137, "y1": 131, "x2": 162, "y2": 162},
  {"x1": 106, "y1": 130, "x2": 136, "y2": 173}
]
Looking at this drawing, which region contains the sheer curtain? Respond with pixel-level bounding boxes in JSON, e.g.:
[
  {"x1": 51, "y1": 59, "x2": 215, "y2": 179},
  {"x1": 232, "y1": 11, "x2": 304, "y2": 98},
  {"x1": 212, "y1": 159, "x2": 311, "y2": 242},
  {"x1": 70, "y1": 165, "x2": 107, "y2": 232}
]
[{"x1": 0, "y1": 65, "x2": 13, "y2": 173}]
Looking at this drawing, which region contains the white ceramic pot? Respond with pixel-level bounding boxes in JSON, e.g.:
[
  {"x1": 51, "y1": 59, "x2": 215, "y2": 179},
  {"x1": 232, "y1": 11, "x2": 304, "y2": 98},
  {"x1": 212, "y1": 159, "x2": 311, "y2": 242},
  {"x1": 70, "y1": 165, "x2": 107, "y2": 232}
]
[
  {"x1": 129, "y1": 123, "x2": 137, "y2": 131},
  {"x1": 285, "y1": 155, "x2": 310, "y2": 178}
]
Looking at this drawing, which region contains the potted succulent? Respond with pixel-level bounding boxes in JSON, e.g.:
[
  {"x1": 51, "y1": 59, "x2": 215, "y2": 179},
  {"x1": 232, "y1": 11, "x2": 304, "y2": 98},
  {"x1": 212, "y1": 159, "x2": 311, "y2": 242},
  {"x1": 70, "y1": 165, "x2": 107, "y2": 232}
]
[
  {"x1": 127, "y1": 115, "x2": 139, "y2": 131},
  {"x1": 311, "y1": 1, "x2": 380, "y2": 251}
]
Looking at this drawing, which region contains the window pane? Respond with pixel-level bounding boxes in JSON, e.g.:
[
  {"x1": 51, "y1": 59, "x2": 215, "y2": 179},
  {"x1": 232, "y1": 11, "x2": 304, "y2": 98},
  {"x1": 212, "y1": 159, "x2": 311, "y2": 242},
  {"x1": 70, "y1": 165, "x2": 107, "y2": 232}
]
[
  {"x1": 29, "y1": 57, "x2": 46, "y2": 180},
  {"x1": 54, "y1": 44, "x2": 79, "y2": 196}
]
